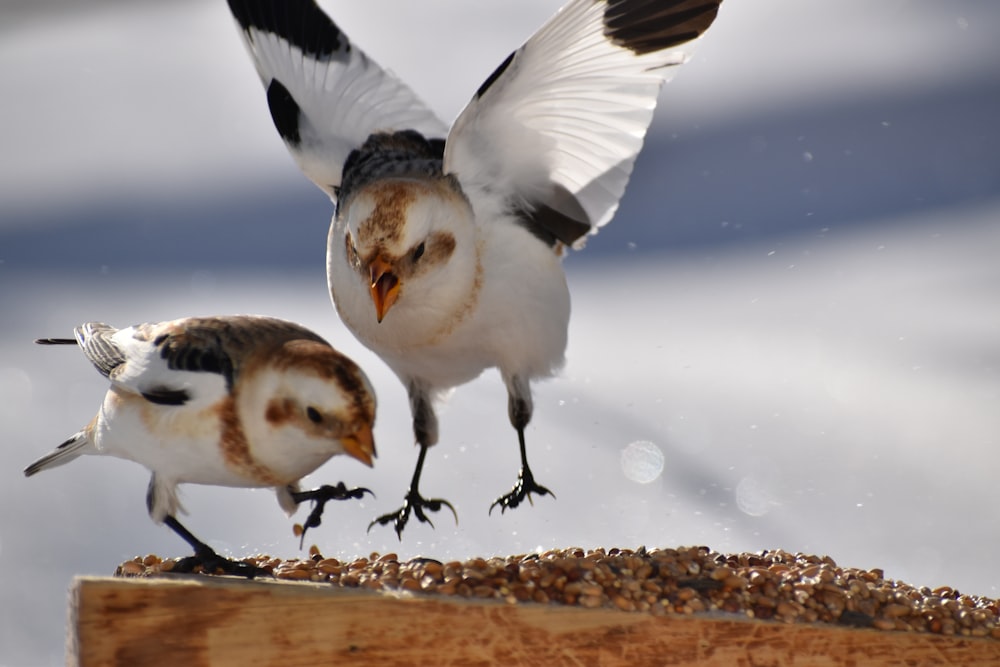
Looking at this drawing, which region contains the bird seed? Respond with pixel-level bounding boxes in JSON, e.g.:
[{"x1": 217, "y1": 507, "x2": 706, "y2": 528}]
[{"x1": 116, "y1": 546, "x2": 1000, "y2": 640}]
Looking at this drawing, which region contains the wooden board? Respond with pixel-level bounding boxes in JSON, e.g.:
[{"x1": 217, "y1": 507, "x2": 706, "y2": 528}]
[{"x1": 69, "y1": 576, "x2": 1000, "y2": 667}]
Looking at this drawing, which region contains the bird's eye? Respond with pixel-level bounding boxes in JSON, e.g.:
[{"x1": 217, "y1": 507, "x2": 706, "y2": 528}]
[
  {"x1": 412, "y1": 242, "x2": 426, "y2": 262},
  {"x1": 306, "y1": 407, "x2": 323, "y2": 424}
]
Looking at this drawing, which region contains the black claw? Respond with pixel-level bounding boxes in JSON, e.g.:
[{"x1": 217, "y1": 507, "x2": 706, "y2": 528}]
[
  {"x1": 291, "y1": 482, "x2": 373, "y2": 548},
  {"x1": 369, "y1": 443, "x2": 456, "y2": 539},
  {"x1": 489, "y1": 467, "x2": 555, "y2": 515},
  {"x1": 368, "y1": 489, "x2": 457, "y2": 540},
  {"x1": 162, "y1": 515, "x2": 269, "y2": 578},
  {"x1": 172, "y1": 546, "x2": 269, "y2": 579}
]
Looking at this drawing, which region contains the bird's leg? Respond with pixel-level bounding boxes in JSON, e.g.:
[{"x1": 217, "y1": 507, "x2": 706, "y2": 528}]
[
  {"x1": 163, "y1": 515, "x2": 267, "y2": 578},
  {"x1": 369, "y1": 444, "x2": 456, "y2": 538},
  {"x1": 488, "y1": 425, "x2": 556, "y2": 514},
  {"x1": 490, "y1": 377, "x2": 555, "y2": 515},
  {"x1": 146, "y1": 474, "x2": 265, "y2": 578},
  {"x1": 290, "y1": 482, "x2": 373, "y2": 548},
  {"x1": 369, "y1": 383, "x2": 456, "y2": 539}
]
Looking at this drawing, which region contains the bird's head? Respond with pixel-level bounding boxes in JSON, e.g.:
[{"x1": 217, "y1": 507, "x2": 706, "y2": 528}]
[
  {"x1": 244, "y1": 340, "x2": 377, "y2": 479},
  {"x1": 336, "y1": 177, "x2": 478, "y2": 329}
]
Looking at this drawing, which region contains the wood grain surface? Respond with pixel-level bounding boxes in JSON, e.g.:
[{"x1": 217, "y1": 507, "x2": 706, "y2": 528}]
[{"x1": 69, "y1": 576, "x2": 1000, "y2": 666}]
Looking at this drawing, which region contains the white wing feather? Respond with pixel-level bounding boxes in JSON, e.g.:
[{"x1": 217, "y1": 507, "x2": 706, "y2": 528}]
[
  {"x1": 444, "y1": 0, "x2": 720, "y2": 246},
  {"x1": 228, "y1": 0, "x2": 448, "y2": 199}
]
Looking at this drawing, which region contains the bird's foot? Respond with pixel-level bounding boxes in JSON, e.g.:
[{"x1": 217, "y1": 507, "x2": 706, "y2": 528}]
[
  {"x1": 292, "y1": 483, "x2": 373, "y2": 548},
  {"x1": 172, "y1": 546, "x2": 268, "y2": 579},
  {"x1": 368, "y1": 488, "x2": 457, "y2": 540},
  {"x1": 489, "y1": 467, "x2": 555, "y2": 515}
]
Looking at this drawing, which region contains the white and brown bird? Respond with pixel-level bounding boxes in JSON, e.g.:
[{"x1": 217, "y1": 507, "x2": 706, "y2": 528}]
[
  {"x1": 227, "y1": 0, "x2": 722, "y2": 536},
  {"x1": 25, "y1": 315, "x2": 376, "y2": 575}
]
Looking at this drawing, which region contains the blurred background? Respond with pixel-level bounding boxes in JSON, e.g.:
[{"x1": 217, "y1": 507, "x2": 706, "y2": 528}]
[{"x1": 2, "y1": 1, "x2": 998, "y2": 663}]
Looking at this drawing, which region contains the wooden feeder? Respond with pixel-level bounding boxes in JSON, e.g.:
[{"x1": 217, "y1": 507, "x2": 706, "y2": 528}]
[{"x1": 69, "y1": 547, "x2": 1000, "y2": 666}]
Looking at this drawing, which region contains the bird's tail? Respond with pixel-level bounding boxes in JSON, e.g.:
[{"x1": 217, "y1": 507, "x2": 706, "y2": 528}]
[
  {"x1": 24, "y1": 429, "x2": 95, "y2": 477},
  {"x1": 35, "y1": 337, "x2": 79, "y2": 346}
]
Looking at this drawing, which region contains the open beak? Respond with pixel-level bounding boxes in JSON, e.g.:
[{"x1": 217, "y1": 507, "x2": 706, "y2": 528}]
[
  {"x1": 341, "y1": 422, "x2": 376, "y2": 467},
  {"x1": 369, "y1": 257, "x2": 401, "y2": 323}
]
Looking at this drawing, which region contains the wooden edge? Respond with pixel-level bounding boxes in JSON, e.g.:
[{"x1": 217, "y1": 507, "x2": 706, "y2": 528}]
[{"x1": 69, "y1": 575, "x2": 1000, "y2": 667}]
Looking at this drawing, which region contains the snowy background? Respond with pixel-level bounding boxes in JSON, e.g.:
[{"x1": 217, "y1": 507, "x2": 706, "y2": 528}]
[{"x1": 2, "y1": 1, "x2": 999, "y2": 664}]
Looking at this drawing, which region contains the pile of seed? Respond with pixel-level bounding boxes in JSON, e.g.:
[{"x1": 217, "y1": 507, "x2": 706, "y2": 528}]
[{"x1": 117, "y1": 546, "x2": 1000, "y2": 640}]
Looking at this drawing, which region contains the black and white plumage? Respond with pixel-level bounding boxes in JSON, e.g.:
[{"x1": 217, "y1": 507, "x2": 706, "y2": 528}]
[
  {"x1": 227, "y1": 0, "x2": 722, "y2": 536},
  {"x1": 25, "y1": 316, "x2": 377, "y2": 575}
]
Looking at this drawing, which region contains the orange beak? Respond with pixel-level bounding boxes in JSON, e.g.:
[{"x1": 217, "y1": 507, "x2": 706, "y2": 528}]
[
  {"x1": 369, "y1": 257, "x2": 401, "y2": 323},
  {"x1": 341, "y1": 422, "x2": 376, "y2": 467}
]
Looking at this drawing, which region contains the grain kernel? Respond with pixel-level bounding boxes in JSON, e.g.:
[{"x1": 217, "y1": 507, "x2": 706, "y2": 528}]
[
  {"x1": 801, "y1": 564, "x2": 821, "y2": 579},
  {"x1": 776, "y1": 601, "x2": 798, "y2": 618},
  {"x1": 113, "y1": 546, "x2": 1000, "y2": 641},
  {"x1": 613, "y1": 595, "x2": 635, "y2": 612},
  {"x1": 883, "y1": 603, "x2": 911, "y2": 618},
  {"x1": 119, "y1": 560, "x2": 144, "y2": 576},
  {"x1": 317, "y1": 559, "x2": 341, "y2": 575},
  {"x1": 676, "y1": 587, "x2": 697, "y2": 602},
  {"x1": 276, "y1": 568, "x2": 312, "y2": 580}
]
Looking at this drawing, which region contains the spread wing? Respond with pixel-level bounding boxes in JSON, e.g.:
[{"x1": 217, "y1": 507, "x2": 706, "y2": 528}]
[
  {"x1": 227, "y1": 0, "x2": 449, "y2": 199},
  {"x1": 443, "y1": 0, "x2": 722, "y2": 248}
]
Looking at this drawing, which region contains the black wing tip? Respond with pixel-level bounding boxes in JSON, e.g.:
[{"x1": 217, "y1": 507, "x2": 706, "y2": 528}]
[
  {"x1": 24, "y1": 458, "x2": 48, "y2": 478},
  {"x1": 604, "y1": 0, "x2": 722, "y2": 56},
  {"x1": 35, "y1": 337, "x2": 78, "y2": 346},
  {"x1": 475, "y1": 51, "x2": 516, "y2": 100},
  {"x1": 266, "y1": 79, "x2": 302, "y2": 145},
  {"x1": 228, "y1": 0, "x2": 348, "y2": 59}
]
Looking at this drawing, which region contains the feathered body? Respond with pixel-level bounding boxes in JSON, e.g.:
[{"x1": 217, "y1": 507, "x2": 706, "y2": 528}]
[
  {"x1": 26, "y1": 315, "x2": 376, "y2": 572},
  {"x1": 227, "y1": 0, "x2": 722, "y2": 533}
]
